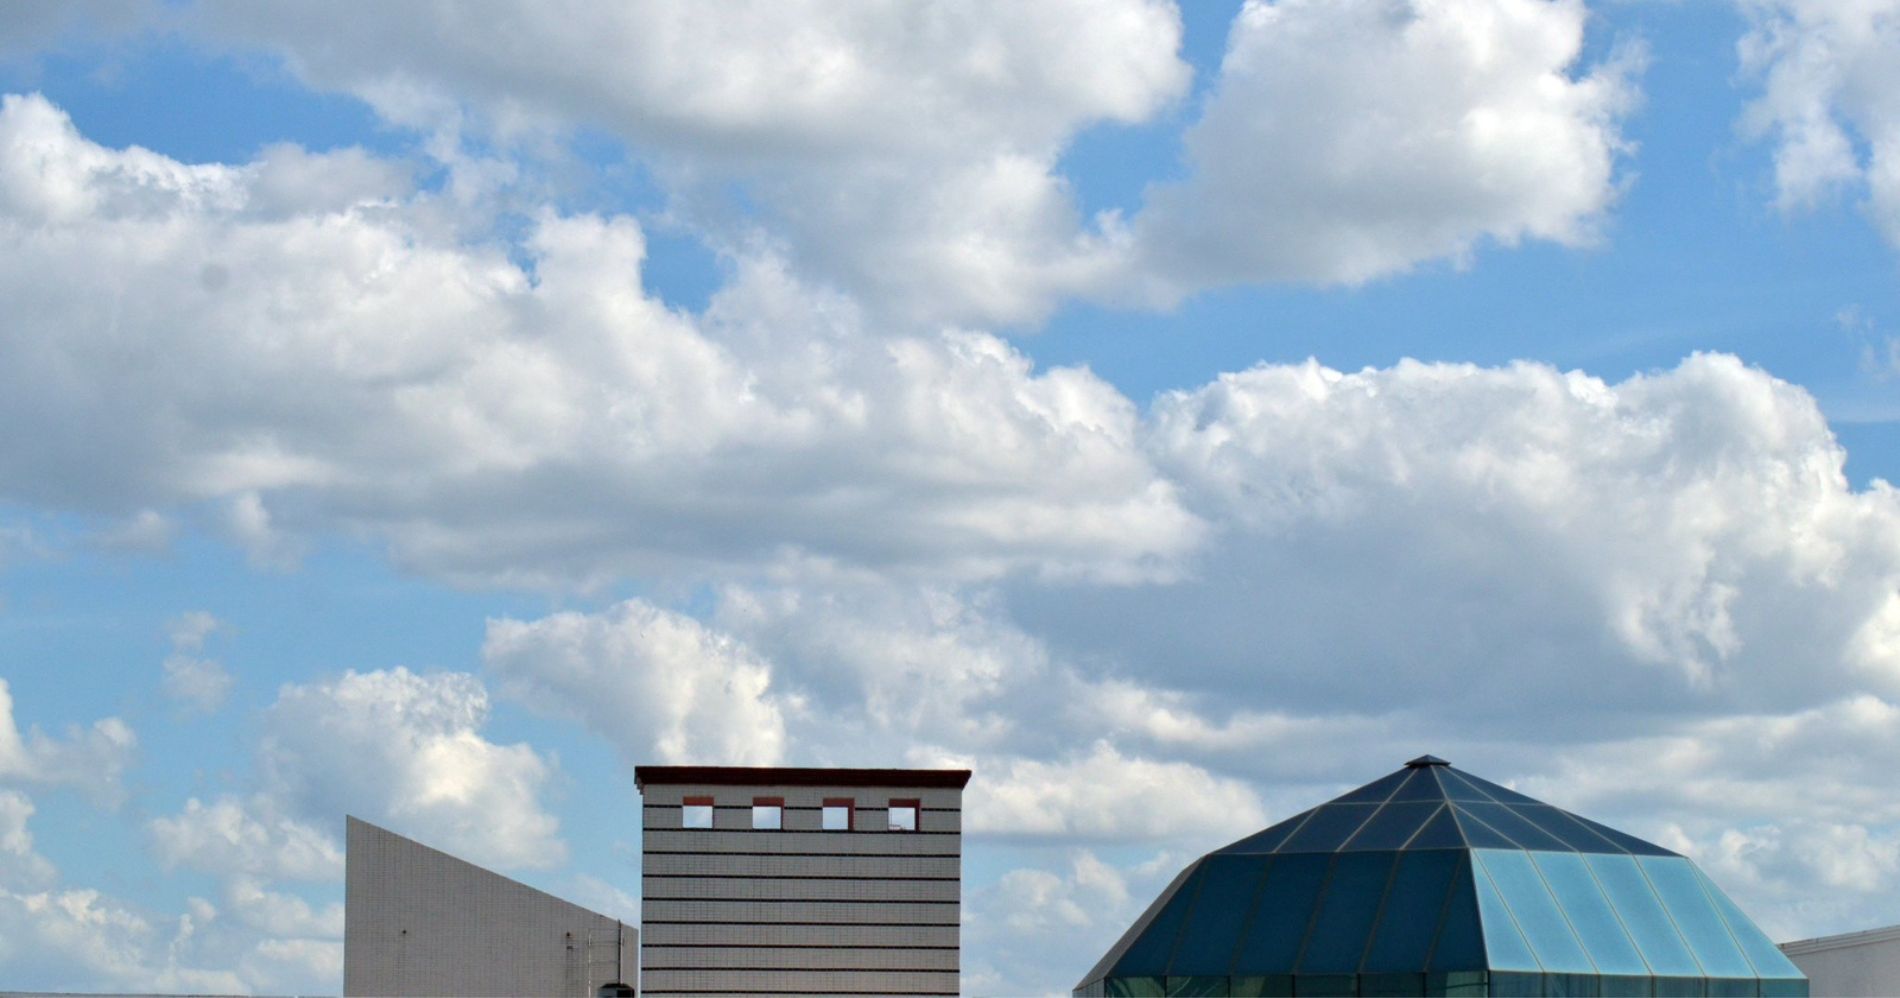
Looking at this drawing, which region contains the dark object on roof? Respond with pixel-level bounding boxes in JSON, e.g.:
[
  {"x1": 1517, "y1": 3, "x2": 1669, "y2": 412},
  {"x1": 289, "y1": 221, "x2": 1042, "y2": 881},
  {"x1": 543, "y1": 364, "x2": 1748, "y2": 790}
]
[{"x1": 1074, "y1": 758, "x2": 1807, "y2": 997}]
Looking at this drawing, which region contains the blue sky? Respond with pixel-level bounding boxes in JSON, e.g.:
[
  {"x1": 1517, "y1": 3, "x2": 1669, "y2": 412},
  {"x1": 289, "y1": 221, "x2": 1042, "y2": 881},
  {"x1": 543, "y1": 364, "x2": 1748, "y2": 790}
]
[{"x1": 3, "y1": 1, "x2": 1900, "y2": 993}]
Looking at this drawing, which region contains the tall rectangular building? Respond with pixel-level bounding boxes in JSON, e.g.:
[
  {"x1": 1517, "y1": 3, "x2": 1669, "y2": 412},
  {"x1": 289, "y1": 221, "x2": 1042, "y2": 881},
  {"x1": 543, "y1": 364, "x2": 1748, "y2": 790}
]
[{"x1": 635, "y1": 766, "x2": 971, "y2": 997}]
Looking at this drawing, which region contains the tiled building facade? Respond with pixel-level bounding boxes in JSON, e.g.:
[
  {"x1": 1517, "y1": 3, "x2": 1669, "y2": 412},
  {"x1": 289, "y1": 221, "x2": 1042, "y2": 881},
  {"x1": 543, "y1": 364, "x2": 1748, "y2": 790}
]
[{"x1": 635, "y1": 766, "x2": 970, "y2": 997}]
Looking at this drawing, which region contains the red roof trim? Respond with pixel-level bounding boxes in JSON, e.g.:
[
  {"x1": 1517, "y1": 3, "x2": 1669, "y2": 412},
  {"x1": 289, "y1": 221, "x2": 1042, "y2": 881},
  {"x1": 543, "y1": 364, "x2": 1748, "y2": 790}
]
[{"x1": 635, "y1": 766, "x2": 972, "y2": 790}]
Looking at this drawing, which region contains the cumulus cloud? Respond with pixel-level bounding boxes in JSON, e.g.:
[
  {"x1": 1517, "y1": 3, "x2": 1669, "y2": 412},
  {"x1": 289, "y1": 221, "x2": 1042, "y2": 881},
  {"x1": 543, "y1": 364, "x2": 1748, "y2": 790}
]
[
  {"x1": 0, "y1": 93, "x2": 1198, "y2": 587},
  {"x1": 258, "y1": 668, "x2": 563, "y2": 871},
  {"x1": 1740, "y1": 0, "x2": 1900, "y2": 247},
  {"x1": 0, "y1": 790, "x2": 55, "y2": 890},
  {"x1": 187, "y1": 0, "x2": 1191, "y2": 328},
  {"x1": 1009, "y1": 353, "x2": 1900, "y2": 730},
  {"x1": 177, "y1": 1, "x2": 1651, "y2": 323},
  {"x1": 149, "y1": 796, "x2": 343, "y2": 882},
  {"x1": 965, "y1": 849, "x2": 1182, "y2": 997},
  {"x1": 0, "y1": 882, "x2": 241, "y2": 988},
  {"x1": 161, "y1": 611, "x2": 234, "y2": 713},
  {"x1": 1125, "y1": 0, "x2": 1640, "y2": 299},
  {"x1": 965, "y1": 741, "x2": 1267, "y2": 842},
  {"x1": 0, "y1": 678, "x2": 136, "y2": 804},
  {"x1": 484, "y1": 598, "x2": 788, "y2": 766}
]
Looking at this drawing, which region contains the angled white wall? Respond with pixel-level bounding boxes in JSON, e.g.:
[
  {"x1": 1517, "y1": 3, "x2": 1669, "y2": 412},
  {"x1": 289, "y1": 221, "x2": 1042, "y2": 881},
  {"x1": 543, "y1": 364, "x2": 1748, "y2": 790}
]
[
  {"x1": 1783, "y1": 924, "x2": 1900, "y2": 998},
  {"x1": 344, "y1": 816, "x2": 636, "y2": 997}
]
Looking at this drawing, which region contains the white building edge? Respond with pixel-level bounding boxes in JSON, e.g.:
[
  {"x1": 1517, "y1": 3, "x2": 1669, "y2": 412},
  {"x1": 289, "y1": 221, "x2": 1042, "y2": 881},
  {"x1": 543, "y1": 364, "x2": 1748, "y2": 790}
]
[
  {"x1": 1780, "y1": 923, "x2": 1900, "y2": 998},
  {"x1": 344, "y1": 815, "x2": 637, "y2": 997}
]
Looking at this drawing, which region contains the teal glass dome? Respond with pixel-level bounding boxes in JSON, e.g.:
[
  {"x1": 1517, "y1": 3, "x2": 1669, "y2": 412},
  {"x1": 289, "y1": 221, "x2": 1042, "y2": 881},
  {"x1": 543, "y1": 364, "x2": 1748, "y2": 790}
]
[{"x1": 1074, "y1": 757, "x2": 1807, "y2": 998}]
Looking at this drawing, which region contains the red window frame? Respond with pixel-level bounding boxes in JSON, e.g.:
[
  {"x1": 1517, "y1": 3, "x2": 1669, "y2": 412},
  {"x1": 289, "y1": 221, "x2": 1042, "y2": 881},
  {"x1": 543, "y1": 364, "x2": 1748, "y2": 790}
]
[
  {"x1": 822, "y1": 797, "x2": 855, "y2": 831},
  {"x1": 888, "y1": 797, "x2": 921, "y2": 832},
  {"x1": 752, "y1": 796, "x2": 785, "y2": 830}
]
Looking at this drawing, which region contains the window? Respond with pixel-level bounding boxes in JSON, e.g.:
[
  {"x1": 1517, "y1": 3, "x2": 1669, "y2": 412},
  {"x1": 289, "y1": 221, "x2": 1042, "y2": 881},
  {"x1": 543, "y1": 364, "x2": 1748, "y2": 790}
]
[
  {"x1": 752, "y1": 797, "x2": 784, "y2": 830},
  {"x1": 823, "y1": 798, "x2": 854, "y2": 831},
  {"x1": 682, "y1": 796, "x2": 713, "y2": 829},
  {"x1": 888, "y1": 798, "x2": 920, "y2": 831}
]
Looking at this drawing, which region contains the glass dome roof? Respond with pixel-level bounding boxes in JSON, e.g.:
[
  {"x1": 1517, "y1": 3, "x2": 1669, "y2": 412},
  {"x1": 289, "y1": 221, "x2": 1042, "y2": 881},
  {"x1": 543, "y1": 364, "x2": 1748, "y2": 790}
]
[{"x1": 1074, "y1": 757, "x2": 1807, "y2": 998}]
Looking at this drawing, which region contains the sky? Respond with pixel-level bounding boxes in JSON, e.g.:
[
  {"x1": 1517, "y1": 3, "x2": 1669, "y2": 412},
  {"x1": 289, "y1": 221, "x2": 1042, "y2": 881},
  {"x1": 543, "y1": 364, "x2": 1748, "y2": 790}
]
[{"x1": 2, "y1": 0, "x2": 1900, "y2": 993}]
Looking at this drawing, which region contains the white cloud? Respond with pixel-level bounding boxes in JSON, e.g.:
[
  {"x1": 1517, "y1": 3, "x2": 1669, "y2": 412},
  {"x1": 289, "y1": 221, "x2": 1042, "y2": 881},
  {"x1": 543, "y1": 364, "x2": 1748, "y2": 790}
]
[
  {"x1": 221, "y1": 877, "x2": 343, "y2": 940},
  {"x1": 711, "y1": 582, "x2": 1053, "y2": 754},
  {"x1": 149, "y1": 795, "x2": 342, "y2": 882},
  {"x1": 176, "y1": 2, "x2": 1653, "y2": 323},
  {"x1": 189, "y1": 0, "x2": 1191, "y2": 328},
  {"x1": 1740, "y1": 0, "x2": 1900, "y2": 246},
  {"x1": 0, "y1": 93, "x2": 1199, "y2": 587},
  {"x1": 965, "y1": 741, "x2": 1267, "y2": 842},
  {"x1": 965, "y1": 849, "x2": 1181, "y2": 997},
  {"x1": 0, "y1": 885, "x2": 243, "y2": 994},
  {"x1": 89, "y1": 508, "x2": 177, "y2": 554},
  {"x1": 0, "y1": 789, "x2": 54, "y2": 890},
  {"x1": 161, "y1": 611, "x2": 234, "y2": 713},
  {"x1": 485, "y1": 598, "x2": 787, "y2": 767},
  {"x1": 259, "y1": 668, "x2": 564, "y2": 871},
  {"x1": 1009, "y1": 353, "x2": 1900, "y2": 728},
  {"x1": 1125, "y1": 0, "x2": 1640, "y2": 299},
  {"x1": 0, "y1": 678, "x2": 136, "y2": 804}
]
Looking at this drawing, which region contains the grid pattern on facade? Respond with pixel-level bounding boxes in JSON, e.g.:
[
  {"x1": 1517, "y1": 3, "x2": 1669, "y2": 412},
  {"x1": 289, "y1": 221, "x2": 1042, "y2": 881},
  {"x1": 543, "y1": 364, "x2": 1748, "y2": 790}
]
[
  {"x1": 636, "y1": 767, "x2": 969, "y2": 997},
  {"x1": 344, "y1": 816, "x2": 636, "y2": 997}
]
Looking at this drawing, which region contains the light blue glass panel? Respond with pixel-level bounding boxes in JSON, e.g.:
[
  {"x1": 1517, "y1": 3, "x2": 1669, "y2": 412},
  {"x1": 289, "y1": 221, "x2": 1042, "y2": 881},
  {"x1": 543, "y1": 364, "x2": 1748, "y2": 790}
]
[
  {"x1": 1584, "y1": 854, "x2": 1702, "y2": 977},
  {"x1": 1471, "y1": 854, "x2": 1542, "y2": 972},
  {"x1": 1475, "y1": 850, "x2": 1595, "y2": 973},
  {"x1": 1639, "y1": 857, "x2": 1753, "y2": 978},
  {"x1": 1299, "y1": 852, "x2": 1398, "y2": 973},
  {"x1": 1694, "y1": 867, "x2": 1806, "y2": 980},
  {"x1": 1174, "y1": 855, "x2": 1270, "y2": 975},
  {"x1": 1531, "y1": 851, "x2": 1650, "y2": 975}
]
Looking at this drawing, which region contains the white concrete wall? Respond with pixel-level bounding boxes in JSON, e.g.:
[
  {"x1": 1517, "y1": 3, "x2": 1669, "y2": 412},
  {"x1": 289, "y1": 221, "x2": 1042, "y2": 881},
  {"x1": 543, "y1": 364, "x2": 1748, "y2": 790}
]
[
  {"x1": 1782, "y1": 924, "x2": 1900, "y2": 998},
  {"x1": 344, "y1": 816, "x2": 637, "y2": 997},
  {"x1": 640, "y1": 778, "x2": 963, "y2": 996}
]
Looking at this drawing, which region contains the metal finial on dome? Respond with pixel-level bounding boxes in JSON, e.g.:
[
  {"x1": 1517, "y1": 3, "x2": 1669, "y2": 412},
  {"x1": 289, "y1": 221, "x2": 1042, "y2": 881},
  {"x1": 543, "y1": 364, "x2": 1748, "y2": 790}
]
[{"x1": 1405, "y1": 754, "x2": 1450, "y2": 768}]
